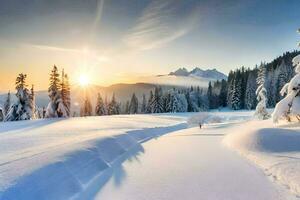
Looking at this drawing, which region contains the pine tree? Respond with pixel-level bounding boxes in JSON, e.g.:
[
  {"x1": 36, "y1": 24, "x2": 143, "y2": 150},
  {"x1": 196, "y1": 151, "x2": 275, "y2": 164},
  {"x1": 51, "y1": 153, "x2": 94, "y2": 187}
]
[
  {"x1": 245, "y1": 72, "x2": 257, "y2": 110},
  {"x1": 30, "y1": 85, "x2": 36, "y2": 119},
  {"x1": 80, "y1": 95, "x2": 92, "y2": 117},
  {"x1": 3, "y1": 91, "x2": 11, "y2": 116},
  {"x1": 141, "y1": 94, "x2": 147, "y2": 113},
  {"x1": 124, "y1": 100, "x2": 130, "y2": 114},
  {"x1": 273, "y1": 31, "x2": 300, "y2": 122},
  {"x1": 95, "y1": 93, "x2": 106, "y2": 116},
  {"x1": 219, "y1": 79, "x2": 227, "y2": 107},
  {"x1": 104, "y1": 96, "x2": 108, "y2": 115},
  {"x1": 61, "y1": 69, "x2": 71, "y2": 117},
  {"x1": 146, "y1": 90, "x2": 154, "y2": 113},
  {"x1": 231, "y1": 79, "x2": 242, "y2": 110},
  {"x1": 129, "y1": 93, "x2": 139, "y2": 114},
  {"x1": 5, "y1": 74, "x2": 34, "y2": 121},
  {"x1": 207, "y1": 81, "x2": 213, "y2": 109},
  {"x1": 277, "y1": 59, "x2": 289, "y2": 92},
  {"x1": 151, "y1": 87, "x2": 164, "y2": 113},
  {"x1": 255, "y1": 63, "x2": 270, "y2": 119},
  {"x1": 108, "y1": 94, "x2": 119, "y2": 115},
  {"x1": 46, "y1": 65, "x2": 61, "y2": 118}
]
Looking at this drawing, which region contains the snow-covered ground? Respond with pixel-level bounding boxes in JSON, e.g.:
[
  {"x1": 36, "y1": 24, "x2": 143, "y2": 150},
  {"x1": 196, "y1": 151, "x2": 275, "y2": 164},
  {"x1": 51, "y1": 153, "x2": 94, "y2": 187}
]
[
  {"x1": 224, "y1": 119, "x2": 300, "y2": 197},
  {"x1": 0, "y1": 111, "x2": 299, "y2": 199},
  {"x1": 94, "y1": 126, "x2": 295, "y2": 200},
  {"x1": 0, "y1": 114, "x2": 188, "y2": 199}
]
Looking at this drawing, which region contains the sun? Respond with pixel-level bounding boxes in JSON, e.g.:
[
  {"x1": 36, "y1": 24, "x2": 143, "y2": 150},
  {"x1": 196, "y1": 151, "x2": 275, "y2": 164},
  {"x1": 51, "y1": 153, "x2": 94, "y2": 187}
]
[{"x1": 79, "y1": 74, "x2": 90, "y2": 86}]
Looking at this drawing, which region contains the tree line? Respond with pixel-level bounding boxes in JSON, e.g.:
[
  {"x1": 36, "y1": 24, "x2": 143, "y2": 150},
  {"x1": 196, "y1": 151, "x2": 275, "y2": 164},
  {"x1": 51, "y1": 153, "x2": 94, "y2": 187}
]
[
  {"x1": 80, "y1": 86, "x2": 213, "y2": 116},
  {"x1": 226, "y1": 50, "x2": 299, "y2": 110},
  {"x1": 1, "y1": 65, "x2": 71, "y2": 121}
]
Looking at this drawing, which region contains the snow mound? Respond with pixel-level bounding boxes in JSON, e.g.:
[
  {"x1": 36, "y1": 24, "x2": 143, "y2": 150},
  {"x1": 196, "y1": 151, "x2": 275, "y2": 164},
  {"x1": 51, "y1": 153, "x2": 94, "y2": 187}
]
[{"x1": 224, "y1": 120, "x2": 300, "y2": 196}]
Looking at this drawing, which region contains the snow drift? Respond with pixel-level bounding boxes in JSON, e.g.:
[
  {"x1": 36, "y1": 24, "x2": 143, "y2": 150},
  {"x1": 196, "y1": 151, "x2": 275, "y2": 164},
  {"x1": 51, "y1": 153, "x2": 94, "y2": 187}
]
[
  {"x1": 224, "y1": 120, "x2": 300, "y2": 196},
  {"x1": 0, "y1": 115, "x2": 187, "y2": 200}
]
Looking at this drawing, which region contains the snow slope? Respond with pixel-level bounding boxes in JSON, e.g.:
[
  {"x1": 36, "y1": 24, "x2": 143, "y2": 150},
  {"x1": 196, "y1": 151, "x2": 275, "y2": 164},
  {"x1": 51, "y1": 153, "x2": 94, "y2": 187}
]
[
  {"x1": 0, "y1": 114, "x2": 188, "y2": 200},
  {"x1": 94, "y1": 119, "x2": 295, "y2": 200},
  {"x1": 224, "y1": 120, "x2": 300, "y2": 197},
  {"x1": 0, "y1": 111, "x2": 298, "y2": 199}
]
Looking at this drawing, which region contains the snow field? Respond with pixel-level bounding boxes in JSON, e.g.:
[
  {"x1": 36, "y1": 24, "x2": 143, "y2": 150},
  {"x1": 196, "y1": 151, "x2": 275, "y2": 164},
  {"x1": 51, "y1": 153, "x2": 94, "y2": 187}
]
[{"x1": 0, "y1": 114, "x2": 187, "y2": 200}]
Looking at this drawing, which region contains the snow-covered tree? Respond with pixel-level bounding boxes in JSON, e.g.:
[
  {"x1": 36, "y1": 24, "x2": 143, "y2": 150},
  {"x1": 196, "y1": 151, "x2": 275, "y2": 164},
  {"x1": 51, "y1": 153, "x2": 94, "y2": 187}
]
[
  {"x1": 219, "y1": 80, "x2": 227, "y2": 107},
  {"x1": 80, "y1": 95, "x2": 92, "y2": 117},
  {"x1": 0, "y1": 108, "x2": 4, "y2": 121},
  {"x1": 151, "y1": 87, "x2": 164, "y2": 113},
  {"x1": 108, "y1": 94, "x2": 119, "y2": 115},
  {"x1": 141, "y1": 94, "x2": 147, "y2": 113},
  {"x1": 129, "y1": 93, "x2": 139, "y2": 114},
  {"x1": 95, "y1": 93, "x2": 105, "y2": 116},
  {"x1": 207, "y1": 81, "x2": 213, "y2": 109},
  {"x1": 227, "y1": 80, "x2": 234, "y2": 109},
  {"x1": 146, "y1": 90, "x2": 154, "y2": 113},
  {"x1": 3, "y1": 91, "x2": 11, "y2": 116},
  {"x1": 46, "y1": 66, "x2": 70, "y2": 118},
  {"x1": 231, "y1": 79, "x2": 242, "y2": 110},
  {"x1": 61, "y1": 70, "x2": 71, "y2": 117},
  {"x1": 164, "y1": 89, "x2": 188, "y2": 113},
  {"x1": 254, "y1": 63, "x2": 270, "y2": 119},
  {"x1": 5, "y1": 74, "x2": 35, "y2": 121},
  {"x1": 124, "y1": 100, "x2": 130, "y2": 114},
  {"x1": 245, "y1": 72, "x2": 257, "y2": 110},
  {"x1": 188, "y1": 90, "x2": 200, "y2": 112},
  {"x1": 30, "y1": 85, "x2": 36, "y2": 119},
  {"x1": 273, "y1": 48, "x2": 300, "y2": 122}
]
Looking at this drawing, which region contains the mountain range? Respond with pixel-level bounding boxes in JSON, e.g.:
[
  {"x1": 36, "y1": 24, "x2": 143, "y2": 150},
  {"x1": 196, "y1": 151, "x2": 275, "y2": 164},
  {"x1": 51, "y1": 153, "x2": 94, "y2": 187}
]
[{"x1": 169, "y1": 67, "x2": 227, "y2": 80}]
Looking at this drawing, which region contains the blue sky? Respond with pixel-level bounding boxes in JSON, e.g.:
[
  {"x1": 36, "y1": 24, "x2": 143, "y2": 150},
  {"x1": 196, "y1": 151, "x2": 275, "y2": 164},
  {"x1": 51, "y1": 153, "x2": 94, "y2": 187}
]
[{"x1": 0, "y1": 0, "x2": 299, "y2": 90}]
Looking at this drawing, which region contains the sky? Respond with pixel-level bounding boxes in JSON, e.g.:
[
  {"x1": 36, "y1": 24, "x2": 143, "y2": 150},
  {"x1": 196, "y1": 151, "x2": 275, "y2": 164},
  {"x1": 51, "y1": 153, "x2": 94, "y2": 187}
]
[{"x1": 0, "y1": 0, "x2": 299, "y2": 91}]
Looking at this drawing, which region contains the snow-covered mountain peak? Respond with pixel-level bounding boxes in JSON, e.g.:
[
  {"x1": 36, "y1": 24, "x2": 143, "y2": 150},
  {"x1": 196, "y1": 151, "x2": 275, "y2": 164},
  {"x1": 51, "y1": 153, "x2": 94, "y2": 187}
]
[
  {"x1": 169, "y1": 67, "x2": 227, "y2": 80},
  {"x1": 169, "y1": 67, "x2": 189, "y2": 76}
]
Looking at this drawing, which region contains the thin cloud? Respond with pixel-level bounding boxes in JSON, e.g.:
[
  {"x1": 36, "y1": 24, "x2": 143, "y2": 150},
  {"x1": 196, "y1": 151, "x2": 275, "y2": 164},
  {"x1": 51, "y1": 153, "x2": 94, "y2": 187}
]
[
  {"x1": 123, "y1": 0, "x2": 200, "y2": 51},
  {"x1": 25, "y1": 44, "x2": 81, "y2": 53},
  {"x1": 25, "y1": 43, "x2": 109, "y2": 63}
]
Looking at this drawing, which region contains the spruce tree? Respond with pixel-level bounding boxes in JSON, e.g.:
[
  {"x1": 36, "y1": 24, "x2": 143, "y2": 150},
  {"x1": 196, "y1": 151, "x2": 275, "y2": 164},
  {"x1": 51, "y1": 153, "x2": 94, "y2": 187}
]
[
  {"x1": 207, "y1": 81, "x2": 213, "y2": 109},
  {"x1": 46, "y1": 65, "x2": 61, "y2": 118},
  {"x1": 231, "y1": 79, "x2": 242, "y2": 110},
  {"x1": 125, "y1": 100, "x2": 130, "y2": 114},
  {"x1": 245, "y1": 72, "x2": 257, "y2": 110},
  {"x1": 146, "y1": 90, "x2": 154, "y2": 113},
  {"x1": 141, "y1": 94, "x2": 147, "y2": 113},
  {"x1": 129, "y1": 93, "x2": 139, "y2": 114},
  {"x1": 80, "y1": 95, "x2": 92, "y2": 117},
  {"x1": 61, "y1": 69, "x2": 71, "y2": 117},
  {"x1": 151, "y1": 87, "x2": 164, "y2": 113},
  {"x1": 30, "y1": 85, "x2": 36, "y2": 119},
  {"x1": 219, "y1": 79, "x2": 227, "y2": 107},
  {"x1": 95, "y1": 93, "x2": 105, "y2": 116},
  {"x1": 255, "y1": 63, "x2": 270, "y2": 119},
  {"x1": 5, "y1": 73, "x2": 34, "y2": 121},
  {"x1": 108, "y1": 94, "x2": 119, "y2": 115},
  {"x1": 4, "y1": 91, "x2": 11, "y2": 116}
]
